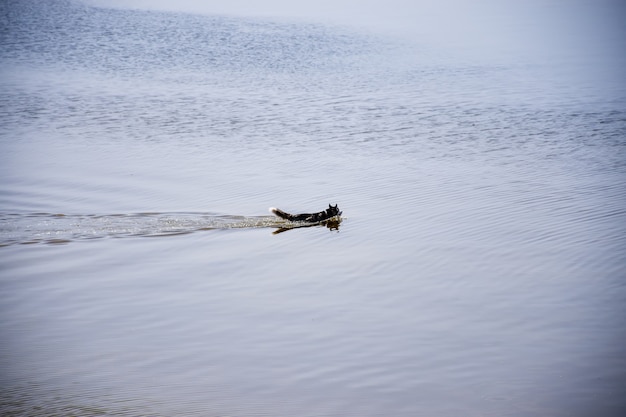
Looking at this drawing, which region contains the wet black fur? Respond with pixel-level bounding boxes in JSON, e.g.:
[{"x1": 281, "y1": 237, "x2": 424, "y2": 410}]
[{"x1": 270, "y1": 204, "x2": 341, "y2": 223}]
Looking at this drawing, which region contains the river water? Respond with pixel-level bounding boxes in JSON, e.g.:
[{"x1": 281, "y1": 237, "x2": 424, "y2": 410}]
[{"x1": 1, "y1": 1, "x2": 625, "y2": 416}]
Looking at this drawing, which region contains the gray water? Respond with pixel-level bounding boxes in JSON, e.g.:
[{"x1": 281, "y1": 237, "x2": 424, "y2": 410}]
[{"x1": 1, "y1": 1, "x2": 626, "y2": 416}]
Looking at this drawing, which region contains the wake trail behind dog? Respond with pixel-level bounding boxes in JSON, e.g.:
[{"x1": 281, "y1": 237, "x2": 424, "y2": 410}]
[{"x1": 0, "y1": 212, "x2": 291, "y2": 246}]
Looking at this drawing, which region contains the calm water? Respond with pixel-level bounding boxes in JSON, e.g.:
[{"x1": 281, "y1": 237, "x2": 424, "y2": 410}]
[{"x1": 1, "y1": 1, "x2": 625, "y2": 416}]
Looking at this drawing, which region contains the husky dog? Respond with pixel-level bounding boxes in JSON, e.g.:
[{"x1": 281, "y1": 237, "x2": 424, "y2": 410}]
[{"x1": 269, "y1": 204, "x2": 341, "y2": 223}]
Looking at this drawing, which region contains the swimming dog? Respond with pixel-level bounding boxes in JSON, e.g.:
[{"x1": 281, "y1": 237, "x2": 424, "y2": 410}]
[{"x1": 269, "y1": 204, "x2": 342, "y2": 223}]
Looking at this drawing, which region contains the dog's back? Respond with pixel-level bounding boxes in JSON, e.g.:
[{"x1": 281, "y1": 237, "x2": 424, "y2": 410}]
[{"x1": 270, "y1": 204, "x2": 341, "y2": 223}]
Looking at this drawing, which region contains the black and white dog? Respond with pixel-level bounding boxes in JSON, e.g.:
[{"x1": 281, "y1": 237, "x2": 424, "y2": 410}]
[{"x1": 269, "y1": 204, "x2": 342, "y2": 223}]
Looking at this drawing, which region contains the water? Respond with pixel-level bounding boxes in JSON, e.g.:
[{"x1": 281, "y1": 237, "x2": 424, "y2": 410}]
[{"x1": 1, "y1": 1, "x2": 625, "y2": 416}]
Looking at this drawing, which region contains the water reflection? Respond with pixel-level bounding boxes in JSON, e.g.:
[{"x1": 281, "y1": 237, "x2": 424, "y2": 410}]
[{"x1": 272, "y1": 218, "x2": 342, "y2": 234}]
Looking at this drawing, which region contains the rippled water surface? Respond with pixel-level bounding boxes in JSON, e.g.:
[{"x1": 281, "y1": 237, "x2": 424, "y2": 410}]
[{"x1": 1, "y1": 1, "x2": 625, "y2": 416}]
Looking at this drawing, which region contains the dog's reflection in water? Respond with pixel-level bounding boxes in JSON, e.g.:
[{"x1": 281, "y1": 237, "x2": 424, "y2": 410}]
[{"x1": 272, "y1": 218, "x2": 341, "y2": 235}]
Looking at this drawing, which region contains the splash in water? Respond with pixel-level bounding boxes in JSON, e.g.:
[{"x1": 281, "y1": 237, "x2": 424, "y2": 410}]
[{"x1": 0, "y1": 212, "x2": 343, "y2": 246}]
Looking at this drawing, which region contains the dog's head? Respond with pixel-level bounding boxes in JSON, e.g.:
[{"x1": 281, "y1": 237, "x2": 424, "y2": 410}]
[{"x1": 326, "y1": 204, "x2": 341, "y2": 217}]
